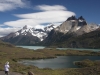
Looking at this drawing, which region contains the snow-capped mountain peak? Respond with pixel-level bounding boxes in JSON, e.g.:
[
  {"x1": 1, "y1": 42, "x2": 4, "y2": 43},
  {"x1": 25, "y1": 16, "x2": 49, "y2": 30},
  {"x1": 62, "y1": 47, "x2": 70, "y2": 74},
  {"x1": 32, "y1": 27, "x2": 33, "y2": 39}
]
[
  {"x1": 6, "y1": 24, "x2": 57, "y2": 42},
  {"x1": 44, "y1": 24, "x2": 58, "y2": 32},
  {"x1": 22, "y1": 25, "x2": 33, "y2": 29}
]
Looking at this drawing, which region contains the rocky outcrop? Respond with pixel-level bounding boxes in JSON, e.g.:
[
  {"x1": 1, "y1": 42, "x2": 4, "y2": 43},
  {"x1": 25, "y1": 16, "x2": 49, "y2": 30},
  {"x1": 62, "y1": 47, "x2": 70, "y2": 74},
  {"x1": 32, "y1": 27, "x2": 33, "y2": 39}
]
[
  {"x1": 28, "y1": 71, "x2": 34, "y2": 75},
  {"x1": 55, "y1": 16, "x2": 78, "y2": 34},
  {"x1": 54, "y1": 16, "x2": 96, "y2": 35},
  {"x1": 78, "y1": 16, "x2": 87, "y2": 26}
]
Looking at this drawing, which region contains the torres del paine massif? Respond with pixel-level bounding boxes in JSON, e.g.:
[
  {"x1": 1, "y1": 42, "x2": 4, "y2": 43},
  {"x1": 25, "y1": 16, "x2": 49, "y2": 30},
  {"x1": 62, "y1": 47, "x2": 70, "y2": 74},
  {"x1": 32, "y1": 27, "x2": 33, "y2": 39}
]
[{"x1": 1, "y1": 16, "x2": 100, "y2": 48}]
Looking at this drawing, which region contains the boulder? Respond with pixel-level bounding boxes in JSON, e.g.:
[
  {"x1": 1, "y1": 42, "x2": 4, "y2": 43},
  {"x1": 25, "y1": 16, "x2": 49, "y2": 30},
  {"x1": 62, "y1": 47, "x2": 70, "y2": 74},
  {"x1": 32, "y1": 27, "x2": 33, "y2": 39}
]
[{"x1": 28, "y1": 71, "x2": 34, "y2": 75}]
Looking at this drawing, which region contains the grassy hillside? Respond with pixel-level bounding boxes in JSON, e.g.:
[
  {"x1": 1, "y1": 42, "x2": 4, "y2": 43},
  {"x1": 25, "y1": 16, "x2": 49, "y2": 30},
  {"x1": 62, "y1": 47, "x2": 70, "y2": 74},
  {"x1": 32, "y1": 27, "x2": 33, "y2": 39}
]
[{"x1": 0, "y1": 40, "x2": 14, "y2": 47}]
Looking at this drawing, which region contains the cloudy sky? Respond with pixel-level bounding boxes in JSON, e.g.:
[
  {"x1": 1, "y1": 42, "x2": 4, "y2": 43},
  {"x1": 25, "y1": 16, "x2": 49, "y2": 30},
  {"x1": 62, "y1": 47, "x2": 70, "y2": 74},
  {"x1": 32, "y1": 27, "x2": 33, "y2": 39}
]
[{"x1": 0, "y1": 0, "x2": 100, "y2": 37}]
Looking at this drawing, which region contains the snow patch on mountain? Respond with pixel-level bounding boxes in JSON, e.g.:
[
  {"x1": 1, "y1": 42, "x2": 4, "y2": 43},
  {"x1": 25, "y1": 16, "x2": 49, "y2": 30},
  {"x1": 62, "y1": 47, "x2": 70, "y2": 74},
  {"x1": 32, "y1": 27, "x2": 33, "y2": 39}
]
[
  {"x1": 44, "y1": 24, "x2": 57, "y2": 32},
  {"x1": 15, "y1": 32, "x2": 19, "y2": 36},
  {"x1": 78, "y1": 19, "x2": 84, "y2": 22},
  {"x1": 76, "y1": 26, "x2": 81, "y2": 30}
]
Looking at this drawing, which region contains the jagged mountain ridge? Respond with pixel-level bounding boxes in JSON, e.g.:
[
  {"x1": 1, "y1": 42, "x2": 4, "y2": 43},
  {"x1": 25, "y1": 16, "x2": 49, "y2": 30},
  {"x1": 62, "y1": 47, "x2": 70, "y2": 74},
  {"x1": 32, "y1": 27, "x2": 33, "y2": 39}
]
[
  {"x1": 1, "y1": 24, "x2": 57, "y2": 45},
  {"x1": 54, "y1": 16, "x2": 99, "y2": 35},
  {"x1": 1, "y1": 16, "x2": 100, "y2": 46}
]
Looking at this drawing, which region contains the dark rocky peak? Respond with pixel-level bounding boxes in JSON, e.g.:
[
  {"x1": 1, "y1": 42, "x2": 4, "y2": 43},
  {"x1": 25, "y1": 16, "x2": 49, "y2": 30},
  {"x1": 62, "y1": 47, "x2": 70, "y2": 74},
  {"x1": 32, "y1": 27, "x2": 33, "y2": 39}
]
[
  {"x1": 78, "y1": 16, "x2": 87, "y2": 26},
  {"x1": 78, "y1": 16, "x2": 85, "y2": 20},
  {"x1": 67, "y1": 16, "x2": 77, "y2": 21},
  {"x1": 23, "y1": 25, "x2": 28, "y2": 29},
  {"x1": 22, "y1": 25, "x2": 32, "y2": 30}
]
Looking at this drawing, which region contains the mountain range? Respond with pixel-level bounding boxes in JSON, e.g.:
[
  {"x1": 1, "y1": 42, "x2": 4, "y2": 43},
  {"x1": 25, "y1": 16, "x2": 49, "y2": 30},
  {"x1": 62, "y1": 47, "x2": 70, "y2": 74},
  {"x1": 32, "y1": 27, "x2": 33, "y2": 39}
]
[
  {"x1": 1, "y1": 24, "x2": 57, "y2": 45},
  {"x1": 1, "y1": 16, "x2": 100, "y2": 48}
]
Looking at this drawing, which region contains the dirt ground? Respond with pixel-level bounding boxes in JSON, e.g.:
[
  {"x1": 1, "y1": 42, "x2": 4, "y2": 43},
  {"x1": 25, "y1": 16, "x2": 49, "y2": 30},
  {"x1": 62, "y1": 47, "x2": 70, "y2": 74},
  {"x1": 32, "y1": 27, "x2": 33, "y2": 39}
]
[{"x1": 0, "y1": 71, "x2": 23, "y2": 75}]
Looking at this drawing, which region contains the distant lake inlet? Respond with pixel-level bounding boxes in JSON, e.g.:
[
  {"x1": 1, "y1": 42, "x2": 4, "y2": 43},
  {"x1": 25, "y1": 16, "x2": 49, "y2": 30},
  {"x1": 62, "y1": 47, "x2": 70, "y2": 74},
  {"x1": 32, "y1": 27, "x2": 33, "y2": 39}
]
[
  {"x1": 17, "y1": 46, "x2": 45, "y2": 50},
  {"x1": 17, "y1": 46, "x2": 100, "y2": 52}
]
